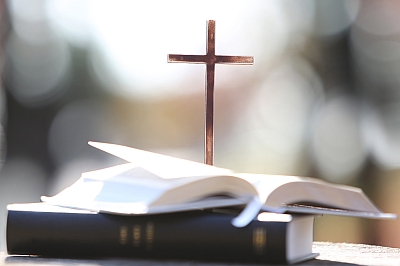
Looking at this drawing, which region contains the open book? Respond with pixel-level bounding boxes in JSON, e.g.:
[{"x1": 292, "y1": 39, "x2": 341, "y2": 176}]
[{"x1": 42, "y1": 141, "x2": 396, "y2": 227}]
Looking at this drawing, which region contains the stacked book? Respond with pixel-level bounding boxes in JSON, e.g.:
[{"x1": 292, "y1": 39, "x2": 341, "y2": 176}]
[{"x1": 6, "y1": 142, "x2": 396, "y2": 264}]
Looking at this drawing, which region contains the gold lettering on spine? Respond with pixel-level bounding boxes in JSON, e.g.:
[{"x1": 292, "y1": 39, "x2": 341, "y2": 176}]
[
  {"x1": 253, "y1": 227, "x2": 266, "y2": 254},
  {"x1": 146, "y1": 222, "x2": 154, "y2": 251},
  {"x1": 119, "y1": 226, "x2": 128, "y2": 245},
  {"x1": 133, "y1": 225, "x2": 141, "y2": 247}
]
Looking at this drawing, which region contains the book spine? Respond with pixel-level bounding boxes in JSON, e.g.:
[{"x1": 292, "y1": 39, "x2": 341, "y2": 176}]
[{"x1": 7, "y1": 210, "x2": 288, "y2": 263}]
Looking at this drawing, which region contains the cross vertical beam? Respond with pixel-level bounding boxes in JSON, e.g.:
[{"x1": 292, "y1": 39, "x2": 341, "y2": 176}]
[
  {"x1": 205, "y1": 20, "x2": 215, "y2": 166},
  {"x1": 168, "y1": 20, "x2": 253, "y2": 165}
]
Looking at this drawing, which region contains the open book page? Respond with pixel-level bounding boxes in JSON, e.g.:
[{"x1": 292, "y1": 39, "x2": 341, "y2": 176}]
[
  {"x1": 42, "y1": 141, "x2": 397, "y2": 223},
  {"x1": 87, "y1": 141, "x2": 233, "y2": 179},
  {"x1": 41, "y1": 163, "x2": 256, "y2": 215},
  {"x1": 41, "y1": 164, "x2": 168, "y2": 214},
  {"x1": 237, "y1": 174, "x2": 387, "y2": 215}
]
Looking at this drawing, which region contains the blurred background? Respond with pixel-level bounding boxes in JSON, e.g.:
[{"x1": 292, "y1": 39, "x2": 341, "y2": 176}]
[{"x1": 1, "y1": 0, "x2": 400, "y2": 251}]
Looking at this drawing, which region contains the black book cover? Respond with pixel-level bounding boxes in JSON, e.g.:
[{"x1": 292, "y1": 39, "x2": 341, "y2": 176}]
[{"x1": 6, "y1": 203, "x2": 316, "y2": 264}]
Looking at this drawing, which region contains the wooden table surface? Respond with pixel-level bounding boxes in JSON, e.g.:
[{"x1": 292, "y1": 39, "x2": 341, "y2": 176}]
[{"x1": 2, "y1": 242, "x2": 400, "y2": 265}]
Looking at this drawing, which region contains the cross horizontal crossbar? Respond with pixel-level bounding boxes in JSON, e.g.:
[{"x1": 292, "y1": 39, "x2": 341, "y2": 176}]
[{"x1": 168, "y1": 54, "x2": 254, "y2": 65}]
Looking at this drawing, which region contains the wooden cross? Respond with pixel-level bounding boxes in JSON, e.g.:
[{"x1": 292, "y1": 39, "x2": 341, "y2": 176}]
[{"x1": 168, "y1": 20, "x2": 253, "y2": 165}]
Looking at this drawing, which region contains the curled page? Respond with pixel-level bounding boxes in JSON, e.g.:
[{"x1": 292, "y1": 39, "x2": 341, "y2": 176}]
[{"x1": 231, "y1": 196, "x2": 264, "y2": 228}]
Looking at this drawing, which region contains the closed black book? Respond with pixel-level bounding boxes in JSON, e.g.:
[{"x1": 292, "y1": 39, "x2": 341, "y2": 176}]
[{"x1": 6, "y1": 203, "x2": 317, "y2": 264}]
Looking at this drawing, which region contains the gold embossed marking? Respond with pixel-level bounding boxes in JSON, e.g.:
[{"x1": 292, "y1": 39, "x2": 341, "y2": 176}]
[
  {"x1": 146, "y1": 222, "x2": 154, "y2": 251},
  {"x1": 119, "y1": 225, "x2": 128, "y2": 245},
  {"x1": 253, "y1": 227, "x2": 266, "y2": 254},
  {"x1": 133, "y1": 225, "x2": 141, "y2": 247}
]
